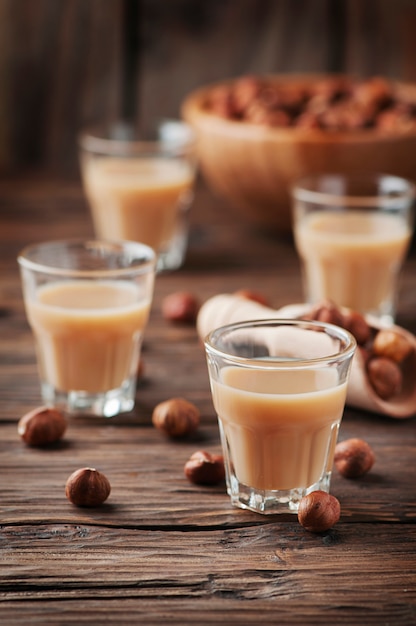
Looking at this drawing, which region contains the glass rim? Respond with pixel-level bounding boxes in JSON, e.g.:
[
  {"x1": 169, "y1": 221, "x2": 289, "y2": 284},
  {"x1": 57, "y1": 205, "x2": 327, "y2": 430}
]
[
  {"x1": 204, "y1": 318, "x2": 357, "y2": 368},
  {"x1": 291, "y1": 172, "x2": 416, "y2": 208},
  {"x1": 78, "y1": 120, "x2": 196, "y2": 156},
  {"x1": 17, "y1": 238, "x2": 156, "y2": 278}
]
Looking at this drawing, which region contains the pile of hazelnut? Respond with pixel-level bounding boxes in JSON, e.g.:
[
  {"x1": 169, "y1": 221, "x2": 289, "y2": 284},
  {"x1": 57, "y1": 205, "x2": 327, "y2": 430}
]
[
  {"x1": 307, "y1": 301, "x2": 414, "y2": 401},
  {"x1": 205, "y1": 75, "x2": 416, "y2": 132}
]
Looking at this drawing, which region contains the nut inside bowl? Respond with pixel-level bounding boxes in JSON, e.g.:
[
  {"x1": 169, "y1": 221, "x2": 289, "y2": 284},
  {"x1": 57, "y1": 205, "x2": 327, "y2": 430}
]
[{"x1": 181, "y1": 74, "x2": 416, "y2": 234}]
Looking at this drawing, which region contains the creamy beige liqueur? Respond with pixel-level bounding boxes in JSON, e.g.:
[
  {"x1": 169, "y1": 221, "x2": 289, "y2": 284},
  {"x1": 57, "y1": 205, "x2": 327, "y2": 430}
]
[
  {"x1": 26, "y1": 280, "x2": 151, "y2": 393},
  {"x1": 212, "y1": 366, "x2": 347, "y2": 491},
  {"x1": 294, "y1": 210, "x2": 411, "y2": 315},
  {"x1": 83, "y1": 157, "x2": 194, "y2": 252}
]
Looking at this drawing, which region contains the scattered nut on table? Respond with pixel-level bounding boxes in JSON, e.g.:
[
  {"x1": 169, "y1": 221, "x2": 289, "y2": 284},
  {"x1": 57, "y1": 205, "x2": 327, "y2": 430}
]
[
  {"x1": 18, "y1": 406, "x2": 67, "y2": 446},
  {"x1": 162, "y1": 291, "x2": 200, "y2": 323},
  {"x1": 334, "y1": 438, "x2": 375, "y2": 479},
  {"x1": 184, "y1": 450, "x2": 225, "y2": 486},
  {"x1": 152, "y1": 397, "x2": 200, "y2": 438},
  {"x1": 297, "y1": 490, "x2": 341, "y2": 533},
  {"x1": 65, "y1": 467, "x2": 111, "y2": 507}
]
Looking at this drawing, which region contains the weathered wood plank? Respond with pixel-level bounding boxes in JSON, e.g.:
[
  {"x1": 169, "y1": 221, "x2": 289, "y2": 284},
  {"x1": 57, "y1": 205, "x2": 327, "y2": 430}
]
[
  {"x1": 1, "y1": 523, "x2": 415, "y2": 624},
  {"x1": 1, "y1": 175, "x2": 416, "y2": 625},
  {"x1": 1, "y1": 597, "x2": 414, "y2": 626},
  {"x1": 1, "y1": 412, "x2": 416, "y2": 526}
]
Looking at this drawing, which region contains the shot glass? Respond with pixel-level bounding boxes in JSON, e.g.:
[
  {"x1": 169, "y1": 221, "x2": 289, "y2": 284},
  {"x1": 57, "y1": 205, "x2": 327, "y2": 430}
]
[
  {"x1": 18, "y1": 239, "x2": 156, "y2": 417},
  {"x1": 79, "y1": 120, "x2": 197, "y2": 272},
  {"x1": 292, "y1": 173, "x2": 415, "y2": 324},
  {"x1": 204, "y1": 318, "x2": 356, "y2": 514}
]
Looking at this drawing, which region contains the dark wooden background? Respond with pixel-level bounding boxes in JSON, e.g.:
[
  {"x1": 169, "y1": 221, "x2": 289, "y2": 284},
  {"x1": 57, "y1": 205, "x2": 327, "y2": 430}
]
[{"x1": 1, "y1": 0, "x2": 416, "y2": 178}]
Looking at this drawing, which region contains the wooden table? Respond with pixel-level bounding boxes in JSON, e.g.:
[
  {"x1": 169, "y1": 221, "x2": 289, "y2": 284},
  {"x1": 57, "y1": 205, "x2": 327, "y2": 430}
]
[{"x1": 1, "y1": 175, "x2": 416, "y2": 625}]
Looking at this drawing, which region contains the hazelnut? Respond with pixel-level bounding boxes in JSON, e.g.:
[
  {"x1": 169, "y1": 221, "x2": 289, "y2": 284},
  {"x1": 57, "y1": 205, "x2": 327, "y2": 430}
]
[
  {"x1": 308, "y1": 300, "x2": 345, "y2": 327},
  {"x1": 372, "y1": 329, "x2": 413, "y2": 363},
  {"x1": 297, "y1": 491, "x2": 341, "y2": 533},
  {"x1": 207, "y1": 84, "x2": 237, "y2": 119},
  {"x1": 245, "y1": 102, "x2": 291, "y2": 127},
  {"x1": 162, "y1": 291, "x2": 200, "y2": 324},
  {"x1": 206, "y1": 76, "x2": 416, "y2": 130},
  {"x1": 152, "y1": 397, "x2": 200, "y2": 438},
  {"x1": 184, "y1": 450, "x2": 225, "y2": 486},
  {"x1": 353, "y1": 77, "x2": 393, "y2": 110},
  {"x1": 376, "y1": 108, "x2": 416, "y2": 132},
  {"x1": 334, "y1": 438, "x2": 375, "y2": 478},
  {"x1": 232, "y1": 75, "x2": 263, "y2": 115},
  {"x1": 295, "y1": 111, "x2": 322, "y2": 129},
  {"x1": 234, "y1": 289, "x2": 270, "y2": 307},
  {"x1": 367, "y1": 356, "x2": 403, "y2": 399},
  {"x1": 320, "y1": 101, "x2": 371, "y2": 131},
  {"x1": 18, "y1": 406, "x2": 67, "y2": 446},
  {"x1": 342, "y1": 310, "x2": 371, "y2": 345},
  {"x1": 65, "y1": 467, "x2": 111, "y2": 507}
]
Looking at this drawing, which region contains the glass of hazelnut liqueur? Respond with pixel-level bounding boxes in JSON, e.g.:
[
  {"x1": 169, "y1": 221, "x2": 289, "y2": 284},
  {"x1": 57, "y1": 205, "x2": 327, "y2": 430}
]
[
  {"x1": 292, "y1": 173, "x2": 415, "y2": 325},
  {"x1": 79, "y1": 121, "x2": 197, "y2": 272},
  {"x1": 204, "y1": 318, "x2": 356, "y2": 514},
  {"x1": 18, "y1": 239, "x2": 156, "y2": 417}
]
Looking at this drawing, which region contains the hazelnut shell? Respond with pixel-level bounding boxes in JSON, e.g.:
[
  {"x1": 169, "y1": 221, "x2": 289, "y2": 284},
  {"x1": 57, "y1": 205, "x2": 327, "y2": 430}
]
[
  {"x1": 343, "y1": 310, "x2": 371, "y2": 345},
  {"x1": 366, "y1": 357, "x2": 403, "y2": 400},
  {"x1": 298, "y1": 491, "x2": 341, "y2": 532},
  {"x1": 18, "y1": 406, "x2": 67, "y2": 446},
  {"x1": 162, "y1": 291, "x2": 200, "y2": 323},
  {"x1": 372, "y1": 329, "x2": 413, "y2": 363},
  {"x1": 65, "y1": 467, "x2": 111, "y2": 507},
  {"x1": 152, "y1": 397, "x2": 200, "y2": 438},
  {"x1": 184, "y1": 450, "x2": 225, "y2": 485},
  {"x1": 334, "y1": 438, "x2": 375, "y2": 478}
]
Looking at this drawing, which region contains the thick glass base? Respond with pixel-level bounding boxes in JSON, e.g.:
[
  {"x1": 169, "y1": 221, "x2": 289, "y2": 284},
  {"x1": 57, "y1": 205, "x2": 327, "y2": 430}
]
[
  {"x1": 41, "y1": 376, "x2": 137, "y2": 417},
  {"x1": 227, "y1": 472, "x2": 332, "y2": 515},
  {"x1": 156, "y1": 207, "x2": 190, "y2": 272},
  {"x1": 157, "y1": 241, "x2": 187, "y2": 272}
]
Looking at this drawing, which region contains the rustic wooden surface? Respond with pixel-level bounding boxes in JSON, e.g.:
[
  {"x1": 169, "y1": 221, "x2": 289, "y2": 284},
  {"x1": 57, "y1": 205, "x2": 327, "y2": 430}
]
[{"x1": 1, "y1": 175, "x2": 416, "y2": 625}]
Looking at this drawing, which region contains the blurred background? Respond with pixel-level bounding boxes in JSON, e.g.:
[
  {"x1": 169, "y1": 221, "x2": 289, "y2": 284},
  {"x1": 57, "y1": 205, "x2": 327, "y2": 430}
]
[{"x1": 0, "y1": 0, "x2": 415, "y2": 178}]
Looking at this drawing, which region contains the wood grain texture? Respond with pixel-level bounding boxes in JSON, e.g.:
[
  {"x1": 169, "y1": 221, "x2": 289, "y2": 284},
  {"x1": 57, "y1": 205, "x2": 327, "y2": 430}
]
[
  {"x1": 1, "y1": 415, "x2": 416, "y2": 525},
  {"x1": 1, "y1": 175, "x2": 416, "y2": 624},
  {"x1": 1, "y1": 0, "x2": 416, "y2": 174}
]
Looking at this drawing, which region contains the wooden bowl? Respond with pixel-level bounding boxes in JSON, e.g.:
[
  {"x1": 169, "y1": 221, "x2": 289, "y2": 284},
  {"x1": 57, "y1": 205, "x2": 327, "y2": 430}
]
[{"x1": 182, "y1": 75, "x2": 416, "y2": 234}]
